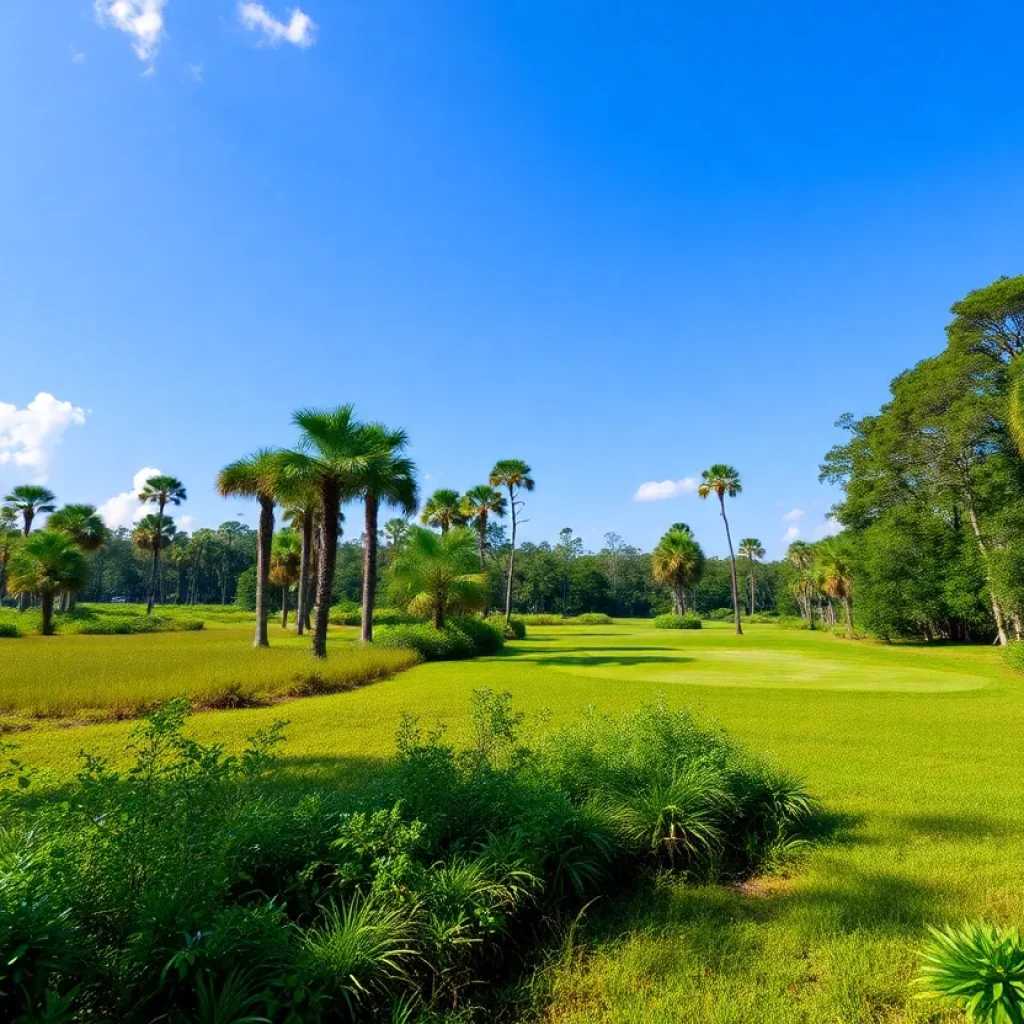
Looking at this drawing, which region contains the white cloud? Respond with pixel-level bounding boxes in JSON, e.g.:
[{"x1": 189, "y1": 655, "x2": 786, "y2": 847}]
[
  {"x1": 238, "y1": 3, "x2": 318, "y2": 47},
  {"x1": 633, "y1": 477, "x2": 697, "y2": 502},
  {"x1": 97, "y1": 466, "x2": 161, "y2": 530},
  {"x1": 94, "y1": 0, "x2": 167, "y2": 63},
  {"x1": 71, "y1": 49, "x2": 87, "y2": 63},
  {"x1": 178, "y1": 514, "x2": 197, "y2": 531},
  {"x1": 781, "y1": 507, "x2": 805, "y2": 522},
  {"x1": 814, "y1": 518, "x2": 843, "y2": 539},
  {"x1": 186, "y1": 62, "x2": 202, "y2": 82},
  {"x1": 0, "y1": 393, "x2": 87, "y2": 483},
  {"x1": 781, "y1": 525, "x2": 800, "y2": 544}
]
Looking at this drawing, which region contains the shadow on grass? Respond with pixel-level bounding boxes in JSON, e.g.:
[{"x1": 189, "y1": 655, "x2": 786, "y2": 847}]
[
  {"x1": 525, "y1": 654, "x2": 696, "y2": 670},
  {"x1": 896, "y1": 811, "x2": 1011, "y2": 840}
]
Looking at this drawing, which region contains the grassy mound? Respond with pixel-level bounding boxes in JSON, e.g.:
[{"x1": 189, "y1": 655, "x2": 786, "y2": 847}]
[{"x1": 375, "y1": 616, "x2": 505, "y2": 660}]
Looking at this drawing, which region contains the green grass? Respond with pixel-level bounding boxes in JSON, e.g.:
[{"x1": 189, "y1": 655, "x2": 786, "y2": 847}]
[{"x1": 9, "y1": 620, "x2": 1024, "y2": 1021}]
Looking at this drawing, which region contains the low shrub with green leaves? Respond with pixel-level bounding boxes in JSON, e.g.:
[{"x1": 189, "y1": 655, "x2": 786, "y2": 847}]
[
  {"x1": 485, "y1": 614, "x2": 527, "y2": 639},
  {"x1": 0, "y1": 691, "x2": 819, "y2": 1022},
  {"x1": 1002, "y1": 641, "x2": 1024, "y2": 673},
  {"x1": 703, "y1": 607, "x2": 735, "y2": 622},
  {"x1": 375, "y1": 616, "x2": 505, "y2": 661},
  {"x1": 917, "y1": 921, "x2": 1024, "y2": 1021},
  {"x1": 518, "y1": 612, "x2": 614, "y2": 626},
  {"x1": 329, "y1": 605, "x2": 419, "y2": 627},
  {"x1": 0, "y1": 622, "x2": 19, "y2": 639},
  {"x1": 653, "y1": 613, "x2": 702, "y2": 630},
  {"x1": 745, "y1": 612, "x2": 780, "y2": 624},
  {"x1": 777, "y1": 615, "x2": 811, "y2": 630},
  {"x1": 0, "y1": 605, "x2": 204, "y2": 637}
]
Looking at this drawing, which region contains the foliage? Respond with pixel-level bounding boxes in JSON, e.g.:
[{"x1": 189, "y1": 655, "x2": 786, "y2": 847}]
[
  {"x1": 917, "y1": 921, "x2": 1024, "y2": 1022},
  {"x1": 651, "y1": 526, "x2": 705, "y2": 616},
  {"x1": 375, "y1": 617, "x2": 505, "y2": 661},
  {"x1": 0, "y1": 622, "x2": 20, "y2": 638},
  {"x1": 328, "y1": 605, "x2": 419, "y2": 627},
  {"x1": 1001, "y1": 641, "x2": 1024, "y2": 673},
  {"x1": 653, "y1": 613, "x2": 702, "y2": 630}
]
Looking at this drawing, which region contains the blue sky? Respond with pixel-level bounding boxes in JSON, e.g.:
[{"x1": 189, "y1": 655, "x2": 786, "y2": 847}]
[{"x1": 2, "y1": 1, "x2": 1023, "y2": 558}]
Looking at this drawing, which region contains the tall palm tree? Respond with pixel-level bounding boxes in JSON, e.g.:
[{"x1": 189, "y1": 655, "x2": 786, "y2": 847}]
[
  {"x1": 48, "y1": 504, "x2": 110, "y2": 610},
  {"x1": 816, "y1": 538, "x2": 855, "y2": 637},
  {"x1": 389, "y1": 526, "x2": 488, "y2": 629},
  {"x1": 167, "y1": 534, "x2": 192, "y2": 605},
  {"x1": 4, "y1": 486, "x2": 57, "y2": 612},
  {"x1": 382, "y1": 518, "x2": 410, "y2": 550},
  {"x1": 7, "y1": 530, "x2": 89, "y2": 635},
  {"x1": 280, "y1": 490, "x2": 316, "y2": 637},
  {"x1": 786, "y1": 540, "x2": 817, "y2": 628},
  {"x1": 738, "y1": 537, "x2": 765, "y2": 614},
  {"x1": 279, "y1": 405, "x2": 379, "y2": 659},
  {"x1": 420, "y1": 489, "x2": 465, "y2": 534},
  {"x1": 651, "y1": 526, "x2": 706, "y2": 614},
  {"x1": 217, "y1": 450, "x2": 280, "y2": 649},
  {"x1": 462, "y1": 485, "x2": 507, "y2": 571},
  {"x1": 217, "y1": 521, "x2": 247, "y2": 605},
  {"x1": 0, "y1": 506, "x2": 19, "y2": 605},
  {"x1": 698, "y1": 464, "x2": 743, "y2": 635},
  {"x1": 489, "y1": 460, "x2": 535, "y2": 624},
  {"x1": 356, "y1": 424, "x2": 418, "y2": 644},
  {"x1": 269, "y1": 529, "x2": 302, "y2": 629},
  {"x1": 138, "y1": 475, "x2": 186, "y2": 614},
  {"x1": 132, "y1": 514, "x2": 177, "y2": 609}
]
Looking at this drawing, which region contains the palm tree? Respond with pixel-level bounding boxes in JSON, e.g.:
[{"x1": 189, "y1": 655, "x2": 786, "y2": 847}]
[
  {"x1": 738, "y1": 538, "x2": 765, "y2": 614},
  {"x1": 462, "y1": 485, "x2": 507, "y2": 571},
  {"x1": 279, "y1": 405, "x2": 381, "y2": 659},
  {"x1": 698, "y1": 465, "x2": 743, "y2": 635},
  {"x1": 280, "y1": 492, "x2": 316, "y2": 637},
  {"x1": 217, "y1": 521, "x2": 247, "y2": 605},
  {"x1": 0, "y1": 506, "x2": 19, "y2": 605},
  {"x1": 489, "y1": 460, "x2": 535, "y2": 624},
  {"x1": 48, "y1": 504, "x2": 110, "y2": 610},
  {"x1": 389, "y1": 526, "x2": 488, "y2": 629},
  {"x1": 382, "y1": 518, "x2": 410, "y2": 550},
  {"x1": 138, "y1": 475, "x2": 186, "y2": 614},
  {"x1": 420, "y1": 489, "x2": 466, "y2": 534},
  {"x1": 355, "y1": 424, "x2": 418, "y2": 644},
  {"x1": 816, "y1": 538, "x2": 855, "y2": 637},
  {"x1": 4, "y1": 485, "x2": 57, "y2": 536},
  {"x1": 269, "y1": 529, "x2": 302, "y2": 629},
  {"x1": 132, "y1": 512, "x2": 177, "y2": 595},
  {"x1": 217, "y1": 451, "x2": 280, "y2": 649},
  {"x1": 7, "y1": 530, "x2": 89, "y2": 635},
  {"x1": 167, "y1": 534, "x2": 192, "y2": 605},
  {"x1": 786, "y1": 541, "x2": 817, "y2": 628},
  {"x1": 651, "y1": 526, "x2": 706, "y2": 614}
]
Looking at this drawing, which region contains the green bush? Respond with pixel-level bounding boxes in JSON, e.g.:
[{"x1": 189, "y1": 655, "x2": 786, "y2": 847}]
[
  {"x1": 518, "y1": 612, "x2": 613, "y2": 626},
  {"x1": 1002, "y1": 641, "x2": 1024, "y2": 673},
  {"x1": 0, "y1": 606, "x2": 204, "y2": 637},
  {"x1": 0, "y1": 622, "x2": 20, "y2": 638},
  {"x1": 703, "y1": 607, "x2": 735, "y2": 621},
  {"x1": 485, "y1": 614, "x2": 527, "y2": 639},
  {"x1": 653, "y1": 613, "x2": 702, "y2": 630},
  {"x1": 777, "y1": 615, "x2": 810, "y2": 630},
  {"x1": 329, "y1": 605, "x2": 418, "y2": 627},
  {"x1": 745, "y1": 612, "x2": 780, "y2": 624},
  {"x1": 375, "y1": 617, "x2": 505, "y2": 661}
]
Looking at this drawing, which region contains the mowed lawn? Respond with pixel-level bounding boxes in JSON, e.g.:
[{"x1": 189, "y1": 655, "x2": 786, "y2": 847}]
[{"x1": 9, "y1": 621, "x2": 1024, "y2": 1022}]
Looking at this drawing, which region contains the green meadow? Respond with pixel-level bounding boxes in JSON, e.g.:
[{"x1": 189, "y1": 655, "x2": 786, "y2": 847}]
[{"x1": 9, "y1": 619, "x2": 1022, "y2": 1021}]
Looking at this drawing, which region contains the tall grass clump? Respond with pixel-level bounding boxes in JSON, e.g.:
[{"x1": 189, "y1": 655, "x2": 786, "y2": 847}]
[
  {"x1": 375, "y1": 616, "x2": 504, "y2": 661},
  {"x1": 0, "y1": 691, "x2": 820, "y2": 1022},
  {"x1": 518, "y1": 613, "x2": 614, "y2": 626},
  {"x1": 653, "y1": 613, "x2": 702, "y2": 630}
]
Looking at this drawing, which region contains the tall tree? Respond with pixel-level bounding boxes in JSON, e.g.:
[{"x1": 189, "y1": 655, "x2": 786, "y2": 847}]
[
  {"x1": 651, "y1": 526, "x2": 705, "y2": 614},
  {"x1": 280, "y1": 405, "x2": 376, "y2": 659},
  {"x1": 48, "y1": 504, "x2": 110, "y2": 610},
  {"x1": 138, "y1": 475, "x2": 186, "y2": 614},
  {"x1": 816, "y1": 537, "x2": 856, "y2": 637},
  {"x1": 382, "y1": 517, "x2": 411, "y2": 551},
  {"x1": 389, "y1": 526, "x2": 488, "y2": 629},
  {"x1": 0, "y1": 506, "x2": 19, "y2": 604},
  {"x1": 269, "y1": 529, "x2": 302, "y2": 629},
  {"x1": 420, "y1": 489, "x2": 465, "y2": 534},
  {"x1": 280, "y1": 489, "x2": 317, "y2": 637},
  {"x1": 786, "y1": 541, "x2": 817, "y2": 628},
  {"x1": 131, "y1": 514, "x2": 177, "y2": 611},
  {"x1": 4, "y1": 485, "x2": 57, "y2": 612},
  {"x1": 556, "y1": 527, "x2": 583, "y2": 614},
  {"x1": 216, "y1": 521, "x2": 247, "y2": 605},
  {"x1": 356, "y1": 424, "x2": 418, "y2": 644},
  {"x1": 462, "y1": 485, "x2": 507, "y2": 571},
  {"x1": 489, "y1": 460, "x2": 534, "y2": 624},
  {"x1": 217, "y1": 450, "x2": 280, "y2": 649},
  {"x1": 698, "y1": 465, "x2": 743, "y2": 635},
  {"x1": 738, "y1": 538, "x2": 765, "y2": 614},
  {"x1": 7, "y1": 530, "x2": 89, "y2": 636}
]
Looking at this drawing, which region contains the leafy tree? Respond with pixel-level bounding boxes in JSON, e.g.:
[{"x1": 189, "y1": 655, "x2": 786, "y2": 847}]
[
  {"x1": 946, "y1": 274, "x2": 1024, "y2": 362},
  {"x1": 269, "y1": 529, "x2": 302, "y2": 629},
  {"x1": 48, "y1": 504, "x2": 109, "y2": 554},
  {"x1": 698, "y1": 465, "x2": 743, "y2": 635},
  {"x1": 462, "y1": 486, "x2": 507, "y2": 571},
  {"x1": 132, "y1": 513, "x2": 177, "y2": 587},
  {"x1": 786, "y1": 541, "x2": 817, "y2": 627},
  {"x1": 216, "y1": 521, "x2": 248, "y2": 605},
  {"x1": 419, "y1": 489, "x2": 465, "y2": 534},
  {"x1": 138, "y1": 475, "x2": 186, "y2": 615},
  {"x1": 489, "y1": 459, "x2": 535, "y2": 623},
  {"x1": 651, "y1": 526, "x2": 706, "y2": 614},
  {"x1": 382, "y1": 518, "x2": 411, "y2": 551},
  {"x1": 218, "y1": 450, "x2": 282, "y2": 648},
  {"x1": 0, "y1": 506, "x2": 20, "y2": 604},
  {"x1": 738, "y1": 538, "x2": 764, "y2": 614},
  {"x1": 816, "y1": 537, "x2": 855, "y2": 637},
  {"x1": 556, "y1": 527, "x2": 583, "y2": 614},
  {"x1": 8, "y1": 529, "x2": 89, "y2": 634},
  {"x1": 355, "y1": 424, "x2": 418, "y2": 644},
  {"x1": 389, "y1": 526, "x2": 487, "y2": 629},
  {"x1": 3, "y1": 484, "x2": 57, "y2": 536}
]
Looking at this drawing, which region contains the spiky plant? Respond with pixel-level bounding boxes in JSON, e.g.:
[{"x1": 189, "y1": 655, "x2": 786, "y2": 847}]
[
  {"x1": 697, "y1": 464, "x2": 743, "y2": 635},
  {"x1": 419, "y1": 489, "x2": 466, "y2": 535},
  {"x1": 7, "y1": 530, "x2": 89, "y2": 635}
]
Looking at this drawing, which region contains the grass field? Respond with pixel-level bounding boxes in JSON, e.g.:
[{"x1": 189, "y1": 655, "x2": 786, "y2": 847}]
[{"x1": 8, "y1": 620, "x2": 1023, "y2": 1021}]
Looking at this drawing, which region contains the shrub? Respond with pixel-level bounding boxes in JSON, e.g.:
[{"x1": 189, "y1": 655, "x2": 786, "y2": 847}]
[
  {"x1": 777, "y1": 615, "x2": 810, "y2": 630},
  {"x1": 0, "y1": 622, "x2": 20, "y2": 639},
  {"x1": 517, "y1": 613, "x2": 613, "y2": 626},
  {"x1": 329, "y1": 606, "x2": 418, "y2": 627},
  {"x1": 653, "y1": 613, "x2": 702, "y2": 630},
  {"x1": 703, "y1": 607, "x2": 734, "y2": 621},
  {"x1": 518, "y1": 614, "x2": 563, "y2": 626},
  {"x1": 917, "y1": 922, "x2": 1024, "y2": 1022},
  {"x1": 745, "y1": 612, "x2": 780, "y2": 624},
  {"x1": 375, "y1": 617, "x2": 504, "y2": 661},
  {"x1": 503, "y1": 616, "x2": 527, "y2": 639},
  {"x1": 1002, "y1": 641, "x2": 1024, "y2": 673}
]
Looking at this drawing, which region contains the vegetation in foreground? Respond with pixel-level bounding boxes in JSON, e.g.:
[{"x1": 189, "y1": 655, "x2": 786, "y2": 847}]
[{"x1": 0, "y1": 691, "x2": 816, "y2": 1023}]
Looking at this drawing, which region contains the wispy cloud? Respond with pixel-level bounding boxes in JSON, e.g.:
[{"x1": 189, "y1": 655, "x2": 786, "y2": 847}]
[
  {"x1": 178, "y1": 514, "x2": 197, "y2": 531},
  {"x1": 781, "y1": 507, "x2": 805, "y2": 522},
  {"x1": 71, "y1": 49, "x2": 87, "y2": 64},
  {"x1": 633, "y1": 477, "x2": 697, "y2": 502},
  {"x1": 186, "y1": 62, "x2": 203, "y2": 82},
  {"x1": 94, "y1": 0, "x2": 167, "y2": 63},
  {"x1": 781, "y1": 525, "x2": 800, "y2": 544},
  {"x1": 238, "y1": 3, "x2": 318, "y2": 47},
  {"x1": 97, "y1": 467, "x2": 161, "y2": 530},
  {"x1": 0, "y1": 393, "x2": 87, "y2": 483},
  {"x1": 814, "y1": 518, "x2": 843, "y2": 539}
]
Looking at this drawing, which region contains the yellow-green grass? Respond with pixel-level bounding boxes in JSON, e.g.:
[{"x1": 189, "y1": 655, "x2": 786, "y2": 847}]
[
  {"x1": 0, "y1": 622, "x2": 418, "y2": 719},
  {"x1": 10, "y1": 621, "x2": 1024, "y2": 1021}
]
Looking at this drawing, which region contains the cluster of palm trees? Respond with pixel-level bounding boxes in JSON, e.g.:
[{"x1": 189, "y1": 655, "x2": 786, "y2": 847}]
[{"x1": 785, "y1": 538, "x2": 855, "y2": 636}]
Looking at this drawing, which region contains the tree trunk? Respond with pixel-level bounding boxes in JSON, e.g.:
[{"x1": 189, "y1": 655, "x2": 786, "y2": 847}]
[
  {"x1": 749, "y1": 558, "x2": 756, "y2": 614},
  {"x1": 434, "y1": 603, "x2": 444, "y2": 630},
  {"x1": 504, "y1": 486, "x2": 516, "y2": 623},
  {"x1": 254, "y1": 496, "x2": 274, "y2": 648},
  {"x1": 361, "y1": 493, "x2": 379, "y2": 644},
  {"x1": 477, "y1": 516, "x2": 489, "y2": 614},
  {"x1": 281, "y1": 586, "x2": 289, "y2": 630},
  {"x1": 296, "y1": 509, "x2": 312, "y2": 636},
  {"x1": 965, "y1": 499, "x2": 1009, "y2": 645},
  {"x1": 41, "y1": 591, "x2": 54, "y2": 636},
  {"x1": 844, "y1": 595, "x2": 854, "y2": 638},
  {"x1": 312, "y1": 482, "x2": 340, "y2": 659},
  {"x1": 719, "y1": 496, "x2": 743, "y2": 635},
  {"x1": 17, "y1": 512, "x2": 33, "y2": 611}
]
